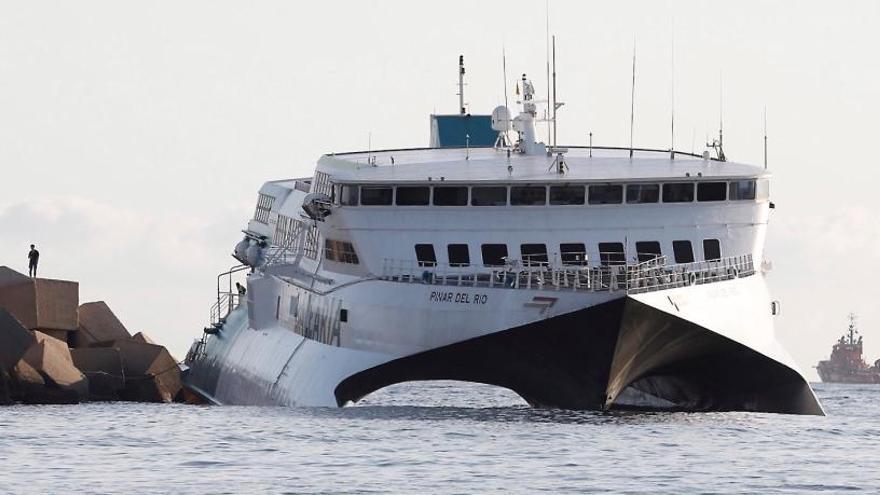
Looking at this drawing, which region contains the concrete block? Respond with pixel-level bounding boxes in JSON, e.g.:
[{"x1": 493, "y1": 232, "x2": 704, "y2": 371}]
[
  {"x1": 70, "y1": 347, "x2": 125, "y2": 401},
  {"x1": 33, "y1": 328, "x2": 71, "y2": 346},
  {"x1": 107, "y1": 339, "x2": 181, "y2": 403},
  {"x1": 0, "y1": 267, "x2": 79, "y2": 331},
  {"x1": 22, "y1": 331, "x2": 89, "y2": 402},
  {"x1": 0, "y1": 308, "x2": 37, "y2": 371},
  {"x1": 74, "y1": 301, "x2": 132, "y2": 347},
  {"x1": 131, "y1": 331, "x2": 155, "y2": 344}
]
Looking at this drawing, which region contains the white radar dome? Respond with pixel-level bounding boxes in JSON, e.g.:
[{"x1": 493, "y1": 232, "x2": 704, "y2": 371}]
[{"x1": 491, "y1": 106, "x2": 512, "y2": 132}]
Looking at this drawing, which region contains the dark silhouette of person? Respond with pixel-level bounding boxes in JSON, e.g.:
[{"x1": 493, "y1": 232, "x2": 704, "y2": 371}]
[{"x1": 28, "y1": 244, "x2": 40, "y2": 277}]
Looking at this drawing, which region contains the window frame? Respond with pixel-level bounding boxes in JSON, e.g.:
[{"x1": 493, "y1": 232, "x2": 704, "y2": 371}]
[
  {"x1": 447, "y1": 244, "x2": 470, "y2": 267},
  {"x1": 625, "y1": 184, "x2": 660, "y2": 204},
  {"x1": 480, "y1": 244, "x2": 509, "y2": 266},
  {"x1": 395, "y1": 186, "x2": 430, "y2": 206},
  {"x1": 703, "y1": 239, "x2": 721, "y2": 261},
  {"x1": 360, "y1": 186, "x2": 394, "y2": 206},
  {"x1": 634, "y1": 241, "x2": 662, "y2": 263},
  {"x1": 471, "y1": 186, "x2": 508, "y2": 206},
  {"x1": 510, "y1": 185, "x2": 548, "y2": 206},
  {"x1": 696, "y1": 182, "x2": 727, "y2": 202},
  {"x1": 549, "y1": 185, "x2": 586, "y2": 206},
  {"x1": 415, "y1": 244, "x2": 437, "y2": 267},
  {"x1": 560, "y1": 243, "x2": 588, "y2": 266},
  {"x1": 662, "y1": 183, "x2": 696, "y2": 203},
  {"x1": 588, "y1": 184, "x2": 624, "y2": 205},
  {"x1": 672, "y1": 240, "x2": 695, "y2": 264},
  {"x1": 598, "y1": 242, "x2": 626, "y2": 266}
]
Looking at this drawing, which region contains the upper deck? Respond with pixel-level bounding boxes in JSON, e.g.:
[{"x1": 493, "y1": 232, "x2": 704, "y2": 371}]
[{"x1": 318, "y1": 146, "x2": 768, "y2": 185}]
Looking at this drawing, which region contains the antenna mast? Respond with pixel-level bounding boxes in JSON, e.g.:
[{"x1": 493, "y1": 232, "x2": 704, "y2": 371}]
[
  {"x1": 763, "y1": 106, "x2": 768, "y2": 170},
  {"x1": 545, "y1": 0, "x2": 551, "y2": 146},
  {"x1": 552, "y1": 35, "x2": 557, "y2": 148},
  {"x1": 629, "y1": 40, "x2": 636, "y2": 158},
  {"x1": 458, "y1": 55, "x2": 466, "y2": 115},
  {"x1": 502, "y1": 46, "x2": 509, "y2": 111},
  {"x1": 670, "y1": 20, "x2": 675, "y2": 160}
]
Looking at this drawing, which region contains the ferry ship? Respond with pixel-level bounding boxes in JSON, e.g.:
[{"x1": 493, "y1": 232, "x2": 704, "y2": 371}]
[
  {"x1": 184, "y1": 57, "x2": 823, "y2": 415},
  {"x1": 816, "y1": 314, "x2": 880, "y2": 384}
]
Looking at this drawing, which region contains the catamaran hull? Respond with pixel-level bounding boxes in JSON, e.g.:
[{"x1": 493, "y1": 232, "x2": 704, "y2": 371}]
[{"x1": 184, "y1": 274, "x2": 823, "y2": 415}]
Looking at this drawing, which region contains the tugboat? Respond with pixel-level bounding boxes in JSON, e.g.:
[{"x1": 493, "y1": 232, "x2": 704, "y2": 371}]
[
  {"x1": 182, "y1": 54, "x2": 824, "y2": 415},
  {"x1": 816, "y1": 314, "x2": 880, "y2": 384}
]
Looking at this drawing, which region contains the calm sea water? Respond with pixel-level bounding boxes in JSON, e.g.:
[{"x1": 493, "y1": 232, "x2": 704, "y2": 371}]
[{"x1": 1, "y1": 382, "x2": 878, "y2": 494}]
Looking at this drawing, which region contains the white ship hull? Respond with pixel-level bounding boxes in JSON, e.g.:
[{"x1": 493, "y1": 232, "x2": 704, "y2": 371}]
[{"x1": 185, "y1": 271, "x2": 822, "y2": 414}]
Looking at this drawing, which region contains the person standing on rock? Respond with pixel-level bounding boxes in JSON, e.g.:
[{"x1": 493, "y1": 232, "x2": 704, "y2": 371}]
[{"x1": 28, "y1": 244, "x2": 39, "y2": 277}]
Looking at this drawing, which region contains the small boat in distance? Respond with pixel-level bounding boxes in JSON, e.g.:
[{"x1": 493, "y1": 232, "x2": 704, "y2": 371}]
[{"x1": 817, "y1": 314, "x2": 880, "y2": 384}]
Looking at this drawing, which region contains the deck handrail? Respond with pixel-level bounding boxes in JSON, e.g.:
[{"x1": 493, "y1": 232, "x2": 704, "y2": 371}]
[{"x1": 378, "y1": 254, "x2": 755, "y2": 295}]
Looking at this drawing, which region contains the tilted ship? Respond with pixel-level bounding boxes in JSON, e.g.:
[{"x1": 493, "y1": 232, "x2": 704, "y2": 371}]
[
  {"x1": 183, "y1": 55, "x2": 823, "y2": 415},
  {"x1": 816, "y1": 314, "x2": 880, "y2": 384}
]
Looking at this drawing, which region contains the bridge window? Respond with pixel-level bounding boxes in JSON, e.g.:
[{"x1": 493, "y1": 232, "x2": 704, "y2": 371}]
[
  {"x1": 520, "y1": 244, "x2": 548, "y2": 266},
  {"x1": 361, "y1": 186, "x2": 393, "y2": 205},
  {"x1": 560, "y1": 243, "x2": 588, "y2": 266},
  {"x1": 635, "y1": 241, "x2": 662, "y2": 263},
  {"x1": 672, "y1": 240, "x2": 694, "y2": 263},
  {"x1": 340, "y1": 185, "x2": 359, "y2": 206},
  {"x1": 396, "y1": 186, "x2": 430, "y2": 206},
  {"x1": 433, "y1": 186, "x2": 469, "y2": 206},
  {"x1": 471, "y1": 186, "x2": 508, "y2": 206},
  {"x1": 511, "y1": 186, "x2": 547, "y2": 206},
  {"x1": 598, "y1": 242, "x2": 625, "y2": 266},
  {"x1": 549, "y1": 185, "x2": 585, "y2": 205},
  {"x1": 663, "y1": 183, "x2": 695, "y2": 203},
  {"x1": 324, "y1": 239, "x2": 359, "y2": 264},
  {"x1": 626, "y1": 184, "x2": 659, "y2": 204},
  {"x1": 729, "y1": 180, "x2": 756, "y2": 200},
  {"x1": 589, "y1": 185, "x2": 623, "y2": 205},
  {"x1": 415, "y1": 244, "x2": 437, "y2": 267},
  {"x1": 703, "y1": 239, "x2": 721, "y2": 261},
  {"x1": 697, "y1": 182, "x2": 727, "y2": 201},
  {"x1": 447, "y1": 244, "x2": 470, "y2": 267},
  {"x1": 481, "y1": 244, "x2": 508, "y2": 266}
]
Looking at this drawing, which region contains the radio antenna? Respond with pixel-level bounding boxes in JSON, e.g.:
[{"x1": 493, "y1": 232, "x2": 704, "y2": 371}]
[
  {"x1": 552, "y1": 35, "x2": 558, "y2": 148},
  {"x1": 545, "y1": 0, "x2": 551, "y2": 146},
  {"x1": 763, "y1": 106, "x2": 768, "y2": 169},
  {"x1": 670, "y1": 20, "x2": 675, "y2": 160},
  {"x1": 629, "y1": 38, "x2": 636, "y2": 158},
  {"x1": 502, "y1": 46, "x2": 509, "y2": 111}
]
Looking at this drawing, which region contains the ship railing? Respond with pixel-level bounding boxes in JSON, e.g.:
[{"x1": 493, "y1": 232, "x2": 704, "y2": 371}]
[
  {"x1": 625, "y1": 254, "x2": 755, "y2": 294},
  {"x1": 378, "y1": 253, "x2": 754, "y2": 295}
]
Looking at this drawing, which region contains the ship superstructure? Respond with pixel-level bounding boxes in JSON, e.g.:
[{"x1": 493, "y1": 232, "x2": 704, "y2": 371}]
[{"x1": 184, "y1": 58, "x2": 823, "y2": 415}]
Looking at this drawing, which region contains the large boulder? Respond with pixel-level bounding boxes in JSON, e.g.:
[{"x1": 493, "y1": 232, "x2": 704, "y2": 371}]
[
  {"x1": 73, "y1": 301, "x2": 132, "y2": 348},
  {"x1": 0, "y1": 267, "x2": 79, "y2": 332},
  {"x1": 70, "y1": 347, "x2": 125, "y2": 401},
  {"x1": 0, "y1": 308, "x2": 37, "y2": 371},
  {"x1": 103, "y1": 339, "x2": 181, "y2": 403},
  {"x1": 21, "y1": 331, "x2": 89, "y2": 403}
]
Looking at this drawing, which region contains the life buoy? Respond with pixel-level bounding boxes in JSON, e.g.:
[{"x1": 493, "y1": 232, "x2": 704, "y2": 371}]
[
  {"x1": 727, "y1": 266, "x2": 739, "y2": 279},
  {"x1": 689, "y1": 272, "x2": 697, "y2": 286}
]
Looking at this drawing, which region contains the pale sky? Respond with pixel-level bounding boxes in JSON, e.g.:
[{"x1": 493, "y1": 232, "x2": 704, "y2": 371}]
[{"x1": 1, "y1": 1, "x2": 878, "y2": 379}]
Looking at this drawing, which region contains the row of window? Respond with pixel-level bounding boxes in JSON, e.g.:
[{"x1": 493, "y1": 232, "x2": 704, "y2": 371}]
[
  {"x1": 338, "y1": 179, "x2": 768, "y2": 207},
  {"x1": 414, "y1": 239, "x2": 721, "y2": 267}
]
